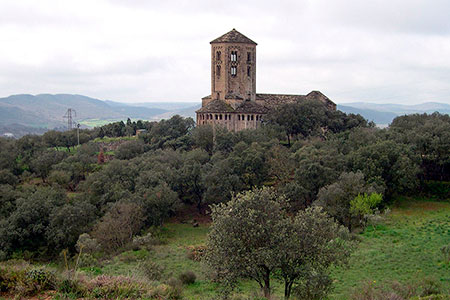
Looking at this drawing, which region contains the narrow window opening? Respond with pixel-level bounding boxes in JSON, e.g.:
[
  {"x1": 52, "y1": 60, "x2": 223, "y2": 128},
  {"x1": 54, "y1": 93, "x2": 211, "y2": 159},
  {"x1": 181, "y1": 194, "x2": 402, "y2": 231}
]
[
  {"x1": 247, "y1": 66, "x2": 251, "y2": 77},
  {"x1": 231, "y1": 66, "x2": 237, "y2": 77},
  {"x1": 247, "y1": 115, "x2": 250, "y2": 121},
  {"x1": 215, "y1": 114, "x2": 218, "y2": 120},
  {"x1": 216, "y1": 65, "x2": 221, "y2": 77},
  {"x1": 216, "y1": 51, "x2": 221, "y2": 60},
  {"x1": 231, "y1": 51, "x2": 237, "y2": 62},
  {"x1": 247, "y1": 52, "x2": 251, "y2": 62},
  {"x1": 251, "y1": 115, "x2": 254, "y2": 121}
]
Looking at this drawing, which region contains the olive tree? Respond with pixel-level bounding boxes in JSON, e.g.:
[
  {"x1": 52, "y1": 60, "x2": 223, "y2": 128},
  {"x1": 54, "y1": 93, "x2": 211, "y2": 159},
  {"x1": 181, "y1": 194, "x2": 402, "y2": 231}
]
[
  {"x1": 205, "y1": 188, "x2": 286, "y2": 297},
  {"x1": 280, "y1": 207, "x2": 354, "y2": 299},
  {"x1": 205, "y1": 188, "x2": 354, "y2": 299}
]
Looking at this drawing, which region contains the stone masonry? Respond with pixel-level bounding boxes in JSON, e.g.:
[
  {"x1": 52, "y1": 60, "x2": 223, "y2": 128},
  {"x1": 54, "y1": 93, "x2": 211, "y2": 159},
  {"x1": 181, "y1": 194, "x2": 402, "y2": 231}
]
[{"x1": 196, "y1": 29, "x2": 336, "y2": 131}]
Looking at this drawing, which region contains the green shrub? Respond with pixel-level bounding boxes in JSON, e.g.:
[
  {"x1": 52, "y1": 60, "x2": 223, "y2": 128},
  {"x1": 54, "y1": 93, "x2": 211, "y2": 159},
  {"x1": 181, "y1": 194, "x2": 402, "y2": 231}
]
[
  {"x1": 423, "y1": 181, "x2": 450, "y2": 199},
  {"x1": 441, "y1": 244, "x2": 450, "y2": 263},
  {"x1": 420, "y1": 278, "x2": 441, "y2": 297},
  {"x1": 410, "y1": 295, "x2": 450, "y2": 300},
  {"x1": 88, "y1": 275, "x2": 144, "y2": 299},
  {"x1": 166, "y1": 277, "x2": 182, "y2": 288},
  {"x1": 118, "y1": 249, "x2": 149, "y2": 263},
  {"x1": 77, "y1": 253, "x2": 98, "y2": 268},
  {"x1": 178, "y1": 270, "x2": 196, "y2": 285},
  {"x1": 25, "y1": 267, "x2": 57, "y2": 292},
  {"x1": 147, "y1": 283, "x2": 183, "y2": 300},
  {"x1": 0, "y1": 267, "x2": 26, "y2": 293},
  {"x1": 351, "y1": 279, "x2": 444, "y2": 300},
  {"x1": 186, "y1": 245, "x2": 207, "y2": 261},
  {"x1": 140, "y1": 260, "x2": 165, "y2": 281},
  {"x1": 132, "y1": 232, "x2": 160, "y2": 250},
  {"x1": 58, "y1": 278, "x2": 86, "y2": 297}
]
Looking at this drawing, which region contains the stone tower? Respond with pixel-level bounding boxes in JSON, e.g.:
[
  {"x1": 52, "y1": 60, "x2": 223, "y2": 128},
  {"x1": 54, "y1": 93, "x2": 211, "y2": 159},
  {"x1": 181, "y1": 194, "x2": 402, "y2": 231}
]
[
  {"x1": 207, "y1": 29, "x2": 257, "y2": 109},
  {"x1": 196, "y1": 29, "x2": 336, "y2": 131}
]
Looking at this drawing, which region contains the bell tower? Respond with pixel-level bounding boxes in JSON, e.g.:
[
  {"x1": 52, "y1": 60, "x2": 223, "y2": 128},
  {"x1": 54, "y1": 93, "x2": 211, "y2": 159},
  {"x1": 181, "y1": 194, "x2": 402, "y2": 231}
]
[{"x1": 210, "y1": 29, "x2": 257, "y2": 108}]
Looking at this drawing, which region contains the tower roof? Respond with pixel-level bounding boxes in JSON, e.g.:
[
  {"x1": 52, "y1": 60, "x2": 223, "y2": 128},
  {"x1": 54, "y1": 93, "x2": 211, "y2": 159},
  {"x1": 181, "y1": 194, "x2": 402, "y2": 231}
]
[{"x1": 210, "y1": 29, "x2": 257, "y2": 45}]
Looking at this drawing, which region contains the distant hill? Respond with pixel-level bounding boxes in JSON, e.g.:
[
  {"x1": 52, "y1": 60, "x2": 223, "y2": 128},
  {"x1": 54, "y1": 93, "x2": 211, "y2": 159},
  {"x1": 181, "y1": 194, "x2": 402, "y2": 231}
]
[
  {"x1": 338, "y1": 102, "x2": 450, "y2": 125},
  {"x1": 0, "y1": 94, "x2": 170, "y2": 129},
  {"x1": 1, "y1": 93, "x2": 448, "y2": 137},
  {"x1": 337, "y1": 105, "x2": 398, "y2": 125}
]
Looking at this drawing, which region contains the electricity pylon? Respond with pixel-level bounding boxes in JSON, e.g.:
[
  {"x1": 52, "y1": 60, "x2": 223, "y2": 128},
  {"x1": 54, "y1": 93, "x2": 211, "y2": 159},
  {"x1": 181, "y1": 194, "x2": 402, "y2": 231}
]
[{"x1": 63, "y1": 108, "x2": 77, "y2": 130}]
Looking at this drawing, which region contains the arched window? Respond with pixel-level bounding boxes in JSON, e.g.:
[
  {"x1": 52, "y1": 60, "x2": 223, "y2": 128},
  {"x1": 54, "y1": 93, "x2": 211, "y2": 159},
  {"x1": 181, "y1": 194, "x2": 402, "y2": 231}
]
[
  {"x1": 251, "y1": 115, "x2": 254, "y2": 121},
  {"x1": 247, "y1": 66, "x2": 251, "y2": 77},
  {"x1": 231, "y1": 66, "x2": 237, "y2": 77},
  {"x1": 231, "y1": 51, "x2": 237, "y2": 61},
  {"x1": 216, "y1": 65, "x2": 221, "y2": 77},
  {"x1": 247, "y1": 52, "x2": 251, "y2": 62},
  {"x1": 216, "y1": 51, "x2": 221, "y2": 60}
]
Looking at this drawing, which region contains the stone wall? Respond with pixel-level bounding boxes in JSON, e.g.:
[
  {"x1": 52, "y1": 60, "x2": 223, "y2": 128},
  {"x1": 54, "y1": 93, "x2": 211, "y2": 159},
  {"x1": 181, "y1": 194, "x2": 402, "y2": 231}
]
[{"x1": 197, "y1": 112, "x2": 263, "y2": 131}]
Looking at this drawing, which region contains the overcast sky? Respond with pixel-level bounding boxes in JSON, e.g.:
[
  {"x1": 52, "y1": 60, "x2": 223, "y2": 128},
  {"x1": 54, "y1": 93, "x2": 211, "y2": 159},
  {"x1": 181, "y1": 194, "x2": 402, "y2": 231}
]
[{"x1": 1, "y1": 0, "x2": 450, "y2": 104}]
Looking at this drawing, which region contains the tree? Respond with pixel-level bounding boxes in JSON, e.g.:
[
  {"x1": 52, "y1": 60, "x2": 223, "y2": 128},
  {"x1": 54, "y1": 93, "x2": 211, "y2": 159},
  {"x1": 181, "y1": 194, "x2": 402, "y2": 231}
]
[
  {"x1": 30, "y1": 149, "x2": 67, "y2": 182},
  {"x1": 205, "y1": 188, "x2": 354, "y2": 299},
  {"x1": 92, "y1": 202, "x2": 145, "y2": 252},
  {"x1": 115, "y1": 140, "x2": 146, "y2": 160},
  {"x1": 0, "y1": 184, "x2": 18, "y2": 218},
  {"x1": 315, "y1": 171, "x2": 383, "y2": 230},
  {"x1": 46, "y1": 200, "x2": 97, "y2": 251},
  {"x1": 0, "y1": 170, "x2": 18, "y2": 186},
  {"x1": 202, "y1": 155, "x2": 244, "y2": 205},
  {"x1": 135, "y1": 183, "x2": 180, "y2": 226},
  {"x1": 279, "y1": 207, "x2": 353, "y2": 299},
  {"x1": 191, "y1": 124, "x2": 214, "y2": 154},
  {"x1": 205, "y1": 188, "x2": 286, "y2": 297},
  {"x1": 266, "y1": 100, "x2": 327, "y2": 145},
  {"x1": 350, "y1": 140, "x2": 420, "y2": 197},
  {"x1": 0, "y1": 187, "x2": 66, "y2": 256},
  {"x1": 389, "y1": 113, "x2": 450, "y2": 181},
  {"x1": 350, "y1": 193, "x2": 383, "y2": 225},
  {"x1": 285, "y1": 144, "x2": 345, "y2": 209}
]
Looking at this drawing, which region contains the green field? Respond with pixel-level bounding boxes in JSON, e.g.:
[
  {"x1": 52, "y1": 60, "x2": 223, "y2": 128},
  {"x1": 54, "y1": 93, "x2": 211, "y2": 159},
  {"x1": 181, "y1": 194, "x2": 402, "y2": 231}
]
[
  {"x1": 79, "y1": 118, "x2": 151, "y2": 128},
  {"x1": 78, "y1": 119, "x2": 125, "y2": 127},
  {"x1": 91, "y1": 197, "x2": 449, "y2": 299}
]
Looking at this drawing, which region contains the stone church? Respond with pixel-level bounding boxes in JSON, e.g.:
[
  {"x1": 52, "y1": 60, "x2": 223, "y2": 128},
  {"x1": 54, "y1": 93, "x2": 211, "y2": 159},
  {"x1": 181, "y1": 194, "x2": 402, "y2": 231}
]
[{"x1": 196, "y1": 29, "x2": 336, "y2": 131}]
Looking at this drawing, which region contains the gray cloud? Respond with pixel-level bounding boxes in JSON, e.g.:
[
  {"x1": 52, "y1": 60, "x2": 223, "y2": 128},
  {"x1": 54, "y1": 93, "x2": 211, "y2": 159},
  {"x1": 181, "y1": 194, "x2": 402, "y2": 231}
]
[{"x1": 0, "y1": 0, "x2": 449, "y2": 104}]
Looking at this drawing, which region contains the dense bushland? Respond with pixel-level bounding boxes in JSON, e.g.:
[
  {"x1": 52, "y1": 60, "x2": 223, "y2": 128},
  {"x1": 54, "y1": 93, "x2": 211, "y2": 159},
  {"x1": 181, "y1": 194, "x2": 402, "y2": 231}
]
[{"x1": 0, "y1": 101, "x2": 448, "y2": 265}]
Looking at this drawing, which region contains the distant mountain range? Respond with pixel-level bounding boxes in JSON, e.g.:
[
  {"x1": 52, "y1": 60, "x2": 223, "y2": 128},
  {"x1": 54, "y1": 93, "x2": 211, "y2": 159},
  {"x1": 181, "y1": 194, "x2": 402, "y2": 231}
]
[
  {"x1": 337, "y1": 102, "x2": 450, "y2": 125},
  {"x1": 0, "y1": 93, "x2": 448, "y2": 137}
]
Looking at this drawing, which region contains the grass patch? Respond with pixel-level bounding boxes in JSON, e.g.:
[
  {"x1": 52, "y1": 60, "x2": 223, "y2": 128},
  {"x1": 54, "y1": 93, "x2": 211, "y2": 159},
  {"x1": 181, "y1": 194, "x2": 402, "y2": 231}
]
[
  {"x1": 330, "y1": 197, "x2": 450, "y2": 299},
  {"x1": 3, "y1": 197, "x2": 448, "y2": 299},
  {"x1": 92, "y1": 136, "x2": 137, "y2": 143},
  {"x1": 78, "y1": 119, "x2": 125, "y2": 128},
  {"x1": 97, "y1": 198, "x2": 449, "y2": 299}
]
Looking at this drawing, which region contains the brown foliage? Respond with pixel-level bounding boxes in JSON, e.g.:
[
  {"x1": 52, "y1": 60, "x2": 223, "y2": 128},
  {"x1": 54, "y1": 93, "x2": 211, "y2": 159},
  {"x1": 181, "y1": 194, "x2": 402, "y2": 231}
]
[{"x1": 92, "y1": 202, "x2": 145, "y2": 252}]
